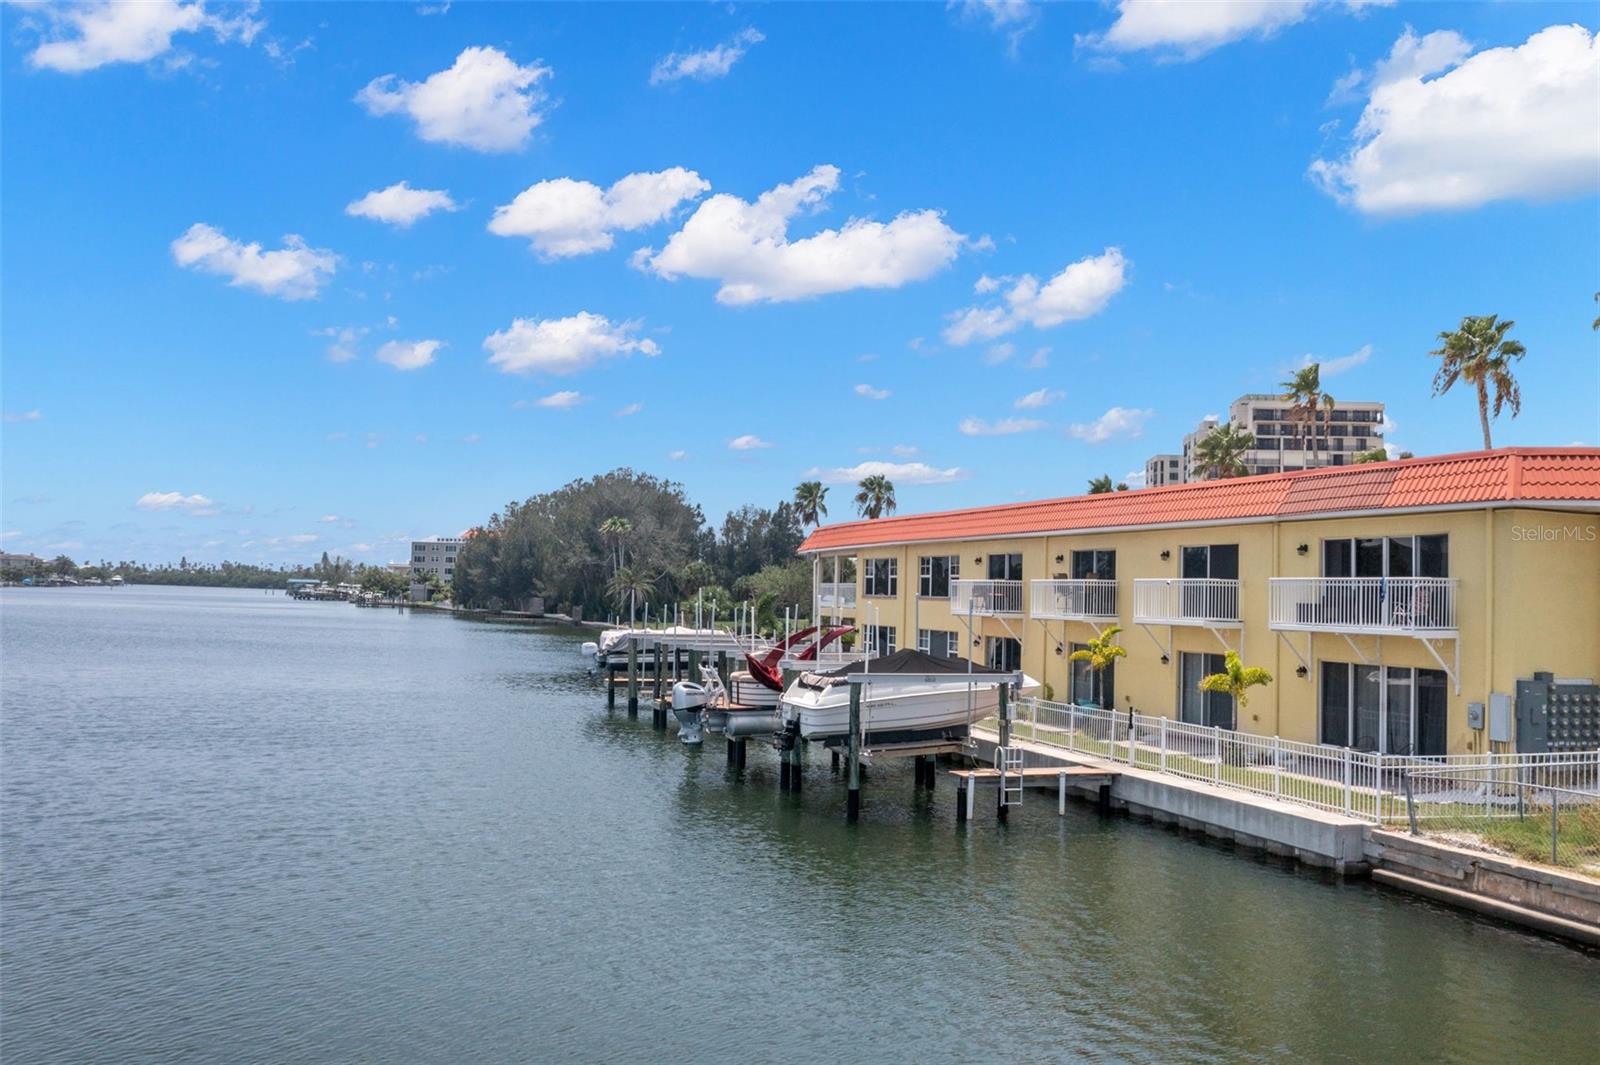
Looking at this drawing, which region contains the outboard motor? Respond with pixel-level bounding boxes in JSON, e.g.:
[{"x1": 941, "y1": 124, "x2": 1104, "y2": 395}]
[
  {"x1": 580, "y1": 641, "x2": 599, "y2": 661},
  {"x1": 671, "y1": 681, "x2": 707, "y2": 745}
]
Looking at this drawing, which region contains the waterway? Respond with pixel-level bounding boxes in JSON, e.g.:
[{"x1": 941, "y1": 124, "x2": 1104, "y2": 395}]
[{"x1": 3, "y1": 586, "x2": 1596, "y2": 1062}]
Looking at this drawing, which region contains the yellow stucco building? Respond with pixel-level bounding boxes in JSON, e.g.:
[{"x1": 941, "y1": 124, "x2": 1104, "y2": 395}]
[{"x1": 799, "y1": 448, "x2": 1600, "y2": 757}]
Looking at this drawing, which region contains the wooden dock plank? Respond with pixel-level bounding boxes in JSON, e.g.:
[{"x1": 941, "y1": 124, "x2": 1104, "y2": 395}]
[{"x1": 949, "y1": 765, "x2": 1120, "y2": 780}]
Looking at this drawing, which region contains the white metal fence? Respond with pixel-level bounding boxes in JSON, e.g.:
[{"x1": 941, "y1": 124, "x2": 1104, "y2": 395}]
[
  {"x1": 1268, "y1": 576, "x2": 1457, "y2": 634},
  {"x1": 1005, "y1": 697, "x2": 1600, "y2": 825},
  {"x1": 1030, "y1": 579, "x2": 1118, "y2": 620},
  {"x1": 1131, "y1": 578, "x2": 1241, "y2": 625},
  {"x1": 950, "y1": 579, "x2": 1025, "y2": 616}
]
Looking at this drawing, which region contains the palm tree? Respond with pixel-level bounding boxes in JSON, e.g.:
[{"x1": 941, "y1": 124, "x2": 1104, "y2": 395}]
[
  {"x1": 1193, "y1": 423, "x2": 1255, "y2": 479},
  {"x1": 1067, "y1": 626, "x2": 1126, "y2": 708},
  {"x1": 597, "y1": 516, "x2": 632, "y2": 573},
  {"x1": 606, "y1": 565, "x2": 654, "y2": 613},
  {"x1": 1429, "y1": 314, "x2": 1526, "y2": 449},
  {"x1": 1198, "y1": 651, "x2": 1274, "y2": 709},
  {"x1": 1087, "y1": 474, "x2": 1114, "y2": 494},
  {"x1": 1280, "y1": 363, "x2": 1334, "y2": 468},
  {"x1": 793, "y1": 481, "x2": 828, "y2": 527},
  {"x1": 854, "y1": 474, "x2": 896, "y2": 519}
]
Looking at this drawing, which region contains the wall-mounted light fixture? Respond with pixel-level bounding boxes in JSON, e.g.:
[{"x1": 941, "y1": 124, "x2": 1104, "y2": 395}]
[
  {"x1": 973, "y1": 637, "x2": 982, "y2": 648},
  {"x1": 974, "y1": 556, "x2": 982, "y2": 565},
  {"x1": 1296, "y1": 665, "x2": 1308, "y2": 678},
  {"x1": 1054, "y1": 554, "x2": 1064, "y2": 564},
  {"x1": 1297, "y1": 543, "x2": 1309, "y2": 556},
  {"x1": 1160, "y1": 654, "x2": 1170, "y2": 665},
  {"x1": 1160, "y1": 549, "x2": 1171, "y2": 561},
  {"x1": 1055, "y1": 644, "x2": 1064, "y2": 656}
]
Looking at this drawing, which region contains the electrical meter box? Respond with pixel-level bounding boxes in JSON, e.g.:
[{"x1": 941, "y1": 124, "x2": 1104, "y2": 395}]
[
  {"x1": 1515, "y1": 673, "x2": 1600, "y2": 753},
  {"x1": 1488, "y1": 693, "x2": 1512, "y2": 744},
  {"x1": 1466, "y1": 702, "x2": 1484, "y2": 730}
]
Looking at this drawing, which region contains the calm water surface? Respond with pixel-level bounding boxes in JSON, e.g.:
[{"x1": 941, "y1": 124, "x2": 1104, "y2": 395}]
[{"x1": 3, "y1": 586, "x2": 1597, "y2": 1063}]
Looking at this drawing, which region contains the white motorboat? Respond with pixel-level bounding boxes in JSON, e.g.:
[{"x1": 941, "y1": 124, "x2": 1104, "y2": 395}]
[{"x1": 779, "y1": 649, "x2": 1037, "y2": 742}]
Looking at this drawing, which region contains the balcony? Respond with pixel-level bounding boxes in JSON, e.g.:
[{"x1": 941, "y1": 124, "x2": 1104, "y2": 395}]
[
  {"x1": 817, "y1": 582, "x2": 857, "y2": 611},
  {"x1": 1133, "y1": 578, "x2": 1242, "y2": 626},
  {"x1": 1269, "y1": 577, "x2": 1457, "y2": 636},
  {"x1": 949, "y1": 579, "x2": 1024, "y2": 617},
  {"x1": 1030, "y1": 579, "x2": 1118, "y2": 621}
]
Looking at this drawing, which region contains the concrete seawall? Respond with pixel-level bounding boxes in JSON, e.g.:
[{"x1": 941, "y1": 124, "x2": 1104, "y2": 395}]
[{"x1": 970, "y1": 729, "x2": 1600, "y2": 947}]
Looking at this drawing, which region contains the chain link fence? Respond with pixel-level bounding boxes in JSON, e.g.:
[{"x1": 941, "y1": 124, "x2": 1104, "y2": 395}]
[{"x1": 1402, "y1": 762, "x2": 1600, "y2": 873}]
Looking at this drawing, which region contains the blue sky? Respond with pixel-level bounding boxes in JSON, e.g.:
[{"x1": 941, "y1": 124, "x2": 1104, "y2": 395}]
[{"x1": 3, "y1": 1, "x2": 1597, "y2": 566}]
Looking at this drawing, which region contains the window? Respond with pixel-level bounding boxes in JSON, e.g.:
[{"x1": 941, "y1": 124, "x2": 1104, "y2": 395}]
[
  {"x1": 1320, "y1": 662, "x2": 1446, "y2": 755},
  {"x1": 986, "y1": 636, "x2": 1022, "y2": 672},
  {"x1": 987, "y1": 553, "x2": 1023, "y2": 581},
  {"x1": 918, "y1": 629, "x2": 960, "y2": 659},
  {"x1": 1070, "y1": 549, "x2": 1115, "y2": 580},
  {"x1": 1069, "y1": 642, "x2": 1114, "y2": 709},
  {"x1": 1180, "y1": 652, "x2": 1235, "y2": 730},
  {"x1": 1322, "y1": 535, "x2": 1447, "y2": 578},
  {"x1": 918, "y1": 555, "x2": 959, "y2": 598},
  {"x1": 863, "y1": 557, "x2": 898, "y2": 597},
  {"x1": 1180, "y1": 544, "x2": 1239, "y2": 619},
  {"x1": 863, "y1": 624, "x2": 897, "y2": 657}
]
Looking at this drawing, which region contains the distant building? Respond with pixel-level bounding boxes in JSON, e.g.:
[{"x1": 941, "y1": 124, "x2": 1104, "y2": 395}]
[
  {"x1": 1144, "y1": 453, "x2": 1184, "y2": 488},
  {"x1": 0, "y1": 552, "x2": 43, "y2": 572},
  {"x1": 410, "y1": 537, "x2": 463, "y2": 583},
  {"x1": 1149, "y1": 394, "x2": 1385, "y2": 483}
]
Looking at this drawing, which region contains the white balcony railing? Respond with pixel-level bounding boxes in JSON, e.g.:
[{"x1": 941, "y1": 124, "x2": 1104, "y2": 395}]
[
  {"x1": 1133, "y1": 578, "x2": 1242, "y2": 626},
  {"x1": 817, "y1": 582, "x2": 857, "y2": 611},
  {"x1": 949, "y1": 579, "x2": 1025, "y2": 616},
  {"x1": 1030, "y1": 579, "x2": 1118, "y2": 621},
  {"x1": 1269, "y1": 577, "x2": 1457, "y2": 635}
]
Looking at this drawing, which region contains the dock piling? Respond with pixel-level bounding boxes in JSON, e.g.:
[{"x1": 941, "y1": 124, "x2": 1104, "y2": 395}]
[
  {"x1": 626, "y1": 639, "x2": 639, "y2": 716},
  {"x1": 846, "y1": 684, "x2": 862, "y2": 823}
]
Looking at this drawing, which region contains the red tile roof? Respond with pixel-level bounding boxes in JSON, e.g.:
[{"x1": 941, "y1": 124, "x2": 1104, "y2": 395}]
[{"x1": 798, "y1": 448, "x2": 1600, "y2": 553}]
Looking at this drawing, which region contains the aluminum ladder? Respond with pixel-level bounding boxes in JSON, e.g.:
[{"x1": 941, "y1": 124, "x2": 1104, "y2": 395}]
[{"x1": 995, "y1": 744, "x2": 1024, "y2": 807}]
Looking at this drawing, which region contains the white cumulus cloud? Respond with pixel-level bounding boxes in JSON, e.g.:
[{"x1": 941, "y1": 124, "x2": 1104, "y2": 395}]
[
  {"x1": 810, "y1": 460, "x2": 968, "y2": 485},
  {"x1": 728, "y1": 434, "x2": 773, "y2": 450},
  {"x1": 375, "y1": 339, "x2": 442, "y2": 371},
  {"x1": 1302, "y1": 343, "x2": 1373, "y2": 376},
  {"x1": 356, "y1": 45, "x2": 552, "y2": 153},
  {"x1": 19, "y1": 0, "x2": 262, "y2": 73},
  {"x1": 943, "y1": 248, "x2": 1128, "y2": 345},
  {"x1": 639, "y1": 165, "x2": 965, "y2": 304},
  {"x1": 489, "y1": 168, "x2": 709, "y2": 258},
  {"x1": 954, "y1": 2, "x2": 1040, "y2": 54},
  {"x1": 854, "y1": 384, "x2": 891, "y2": 400},
  {"x1": 171, "y1": 223, "x2": 335, "y2": 300},
  {"x1": 1069, "y1": 406, "x2": 1153, "y2": 444},
  {"x1": 651, "y1": 28, "x2": 764, "y2": 84},
  {"x1": 346, "y1": 181, "x2": 460, "y2": 227},
  {"x1": 615, "y1": 402, "x2": 644, "y2": 417},
  {"x1": 136, "y1": 491, "x2": 216, "y2": 513},
  {"x1": 483, "y1": 312, "x2": 660, "y2": 375},
  {"x1": 1310, "y1": 24, "x2": 1600, "y2": 214},
  {"x1": 533, "y1": 390, "x2": 584, "y2": 409},
  {"x1": 958, "y1": 416, "x2": 1046, "y2": 436},
  {"x1": 1078, "y1": 0, "x2": 1357, "y2": 60},
  {"x1": 2, "y1": 410, "x2": 43, "y2": 423},
  {"x1": 1015, "y1": 387, "x2": 1065, "y2": 409}
]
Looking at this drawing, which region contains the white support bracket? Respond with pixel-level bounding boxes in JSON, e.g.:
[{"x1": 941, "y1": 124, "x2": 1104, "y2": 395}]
[
  {"x1": 1139, "y1": 623, "x2": 1171, "y2": 662},
  {"x1": 1206, "y1": 624, "x2": 1242, "y2": 658},
  {"x1": 1418, "y1": 636, "x2": 1461, "y2": 695},
  {"x1": 1274, "y1": 630, "x2": 1311, "y2": 674},
  {"x1": 1340, "y1": 632, "x2": 1372, "y2": 666}
]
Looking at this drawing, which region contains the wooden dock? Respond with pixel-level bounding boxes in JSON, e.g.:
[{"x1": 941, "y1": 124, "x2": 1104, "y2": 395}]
[{"x1": 949, "y1": 764, "x2": 1121, "y2": 822}]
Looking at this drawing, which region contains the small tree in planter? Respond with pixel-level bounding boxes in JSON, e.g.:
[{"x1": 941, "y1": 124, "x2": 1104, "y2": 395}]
[
  {"x1": 1067, "y1": 626, "x2": 1126, "y2": 708},
  {"x1": 1198, "y1": 651, "x2": 1273, "y2": 708}
]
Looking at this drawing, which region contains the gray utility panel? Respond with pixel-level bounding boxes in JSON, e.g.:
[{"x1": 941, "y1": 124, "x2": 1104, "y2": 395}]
[{"x1": 1515, "y1": 672, "x2": 1600, "y2": 753}]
